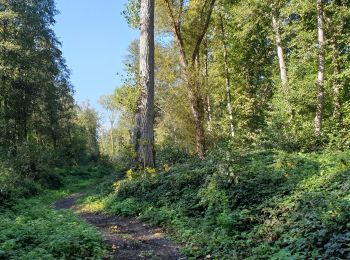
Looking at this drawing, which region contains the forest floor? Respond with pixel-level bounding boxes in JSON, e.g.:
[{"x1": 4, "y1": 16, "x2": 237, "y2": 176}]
[{"x1": 54, "y1": 192, "x2": 183, "y2": 260}]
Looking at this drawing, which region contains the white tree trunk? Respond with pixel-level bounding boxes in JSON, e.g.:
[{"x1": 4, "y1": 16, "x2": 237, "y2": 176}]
[
  {"x1": 204, "y1": 36, "x2": 213, "y2": 133},
  {"x1": 271, "y1": 7, "x2": 292, "y2": 118},
  {"x1": 315, "y1": 0, "x2": 325, "y2": 139},
  {"x1": 331, "y1": 40, "x2": 341, "y2": 123},
  {"x1": 220, "y1": 14, "x2": 234, "y2": 137}
]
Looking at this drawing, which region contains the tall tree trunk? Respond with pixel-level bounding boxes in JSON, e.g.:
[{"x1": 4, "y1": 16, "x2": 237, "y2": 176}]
[
  {"x1": 204, "y1": 36, "x2": 213, "y2": 133},
  {"x1": 164, "y1": 0, "x2": 216, "y2": 159},
  {"x1": 132, "y1": 105, "x2": 141, "y2": 162},
  {"x1": 315, "y1": 0, "x2": 325, "y2": 139},
  {"x1": 110, "y1": 129, "x2": 114, "y2": 156},
  {"x1": 220, "y1": 14, "x2": 234, "y2": 137},
  {"x1": 188, "y1": 82, "x2": 205, "y2": 159},
  {"x1": 206, "y1": 95, "x2": 213, "y2": 132},
  {"x1": 331, "y1": 37, "x2": 341, "y2": 123},
  {"x1": 184, "y1": 55, "x2": 207, "y2": 159},
  {"x1": 181, "y1": 61, "x2": 206, "y2": 159},
  {"x1": 135, "y1": 0, "x2": 155, "y2": 168},
  {"x1": 271, "y1": 7, "x2": 292, "y2": 118},
  {"x1": 109, "y1": 116, "x2": 115, "y2": 156}
]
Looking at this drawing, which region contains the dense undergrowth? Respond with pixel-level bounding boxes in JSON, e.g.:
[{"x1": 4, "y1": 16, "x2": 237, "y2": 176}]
[
  {"x1": 0, "y1": 166, "x2": 111, "y2": 259},
  {"x1": 79, "y1": 145, "x2": 350, "y2": 259},
  {"x1": 0, "y1": 142, "x2": 104, "y2": 207}
]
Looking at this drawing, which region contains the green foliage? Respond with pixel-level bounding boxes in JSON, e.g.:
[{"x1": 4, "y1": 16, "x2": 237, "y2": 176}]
[
  {"x1": 122, "y1": 0, "x2": 141, "y2": 29},
  {"x1": 0, "y1": 145, "x2": 49, "y2": 205},
  {"x1": 156, "y1": 139, "x2": 191, "y2": 165},
  {"x1": 0, "y1": 150, "x2": 110, "y2": 206},
  {"x1": 0, "y1": 0, "x2": 103, "y2": 207},
  {"x1": 0, "y1": 162, "x2": 18, "y2": 205},
  {"x1": 0, "y1": 165, "x2": 112, "y2": 259},
  {"x1": 116, "y1": 0, "x2": 350, "y2": 158},
  {"x1": 85, "y1": 146, "x2": 350, "y2": 259},
  {"x1": 0, "y1": 0, "x2": 76, "y2": 153},
  {"x1": 3, "y1": 0, "x2": 350, "y2": 257},
  {"x1": 0, "y1": 193, "x2": 107, "y2": 259},
  {"x1": 327, "y1": 102, "x2": 350, "y2": 151},
  {"x1": 71, "y1": 103, "x2": 101, "y2": 163},
  {"x1": 108, "y1": 198, "x2": 144, "y2": 216}
]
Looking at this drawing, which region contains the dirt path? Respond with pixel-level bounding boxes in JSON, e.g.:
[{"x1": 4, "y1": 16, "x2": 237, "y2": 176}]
[{"x1": 53, "y1": 194, "x2": 183, "y2": 260}]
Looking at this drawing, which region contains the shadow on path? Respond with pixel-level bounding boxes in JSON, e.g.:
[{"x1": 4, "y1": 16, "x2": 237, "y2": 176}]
[{"x1": 54, "y1": 194, "x2": 183, "y2": 260}]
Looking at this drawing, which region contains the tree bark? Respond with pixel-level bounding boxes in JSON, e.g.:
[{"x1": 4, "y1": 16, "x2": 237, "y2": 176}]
[
  {"x1": 204, "y1": 36, "x2": 213, "y2": 133},
  {"x1": 271, "y1": 7, "x2": 293, "y2": 118},
  {"x1": 110, "y1": 128, "x2": 115, "y2": 156},
  {"x1": 187, "y1": 82, "x2": 205, "y2": 159},
  {"x1": 315, "y1": 0, "x2": 325, "y2": 139},
  {"x1": 206, "y1": 95, "x2": 213, "y2": 132},
  {"x1": 219, "y1": 14, "x2": 234, "y2": 137},
  {"x1": 164, "y1": 0, "x2": 216, "y2": 159},
  {"x1": 135, "y1": 0, "x2": 155, "y2": 168},
  {"x1": 331, "y1": 38, "x2": 341, "y2": 123}
]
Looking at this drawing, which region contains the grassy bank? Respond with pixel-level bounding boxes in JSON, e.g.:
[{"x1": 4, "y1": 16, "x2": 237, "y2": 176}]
[
  {"x1": 78, "y1": 149, "x2": 350, "y2": 259},
  {"x1": 0, "y1": 166, "x2": 112, "y2": 259}
]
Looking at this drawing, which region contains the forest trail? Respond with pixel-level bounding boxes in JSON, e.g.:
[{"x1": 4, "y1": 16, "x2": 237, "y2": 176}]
[{"x1": 53, "y1": 193, "x2": 183, "y2": 260}]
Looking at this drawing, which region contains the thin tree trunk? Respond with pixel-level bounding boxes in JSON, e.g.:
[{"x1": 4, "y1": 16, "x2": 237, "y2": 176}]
[
  {"x1": 135, "y1": 0, "x2": 155, "y2": 168},
  {"x1": 331, "y1": 39, "x2": 341, "y2": 123},
  {"x1": 204, "y1": 36, "x2": 213, "y2": 132},
  {"x1": 271, "y1": 7, "x2": 293, "y2": 118},
  {"x1": 315, "y1": 0, "x2": 325, "y2": 139},
  {"x1": 109, "y1": 116, "x2": 115, "y2": 156},
  {"x1": 110, "y1": 129, "x2": 114, "y2": 156},
  {"x1": 219, "y1": 14, "x2": 234, "y2": 137},
  {"x1": 207, "y1": 95, "x2": 213, "y2": 132}
]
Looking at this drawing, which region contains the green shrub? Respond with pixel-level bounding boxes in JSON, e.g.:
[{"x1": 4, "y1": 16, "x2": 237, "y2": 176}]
[
  {"x1": 0, "y1": 163, "x2": 17, "y2": 205},
  {"x1": 0, "y1": 160, "x2": 43, "y2": 206},
  {"x1": 0, "y1": 198, "x2": 107, "y2": 259},
  {"x1": 108, "y1": 197, "x2": 144, "y2": 216},
  {"x1": 156, "y1": 139, "x2": 191, "y2": 165},
  {"x1": 326, "y1": 102, "x2": 350, "y2": 151},
  {"x1": 98, "y1": 147, "x2": 350, "y2": 259}
]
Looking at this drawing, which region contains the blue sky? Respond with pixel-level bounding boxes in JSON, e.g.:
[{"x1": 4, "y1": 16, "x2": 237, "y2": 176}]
[{"x1": 54, "y1": 0, "x2": 138, "y2": 122}]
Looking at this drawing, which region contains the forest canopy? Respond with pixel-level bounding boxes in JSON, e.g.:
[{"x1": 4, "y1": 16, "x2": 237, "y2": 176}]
[
  {"x1": 99, "y1": 0, "x2": 350, "y2": 164},
  {"x1": 0, "y1": 0, "x2": 100, "y2": 203}
]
